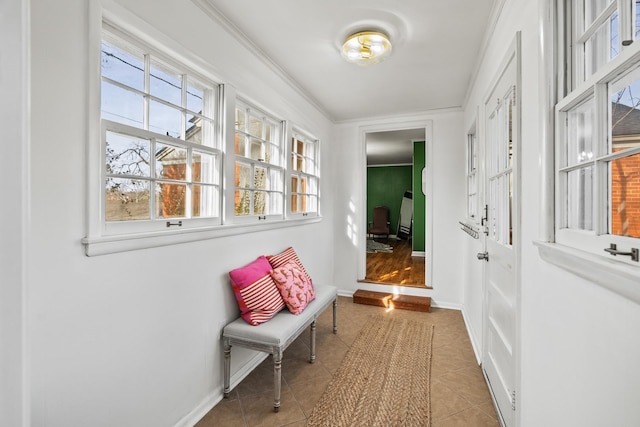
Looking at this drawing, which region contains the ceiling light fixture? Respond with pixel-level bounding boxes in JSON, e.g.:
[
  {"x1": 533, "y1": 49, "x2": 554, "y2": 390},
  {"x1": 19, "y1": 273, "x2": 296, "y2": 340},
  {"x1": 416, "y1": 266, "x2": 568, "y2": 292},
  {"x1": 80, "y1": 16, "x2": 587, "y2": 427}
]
[{"x1": 341, "y1": 31, "x2": 392, "y2": 66}]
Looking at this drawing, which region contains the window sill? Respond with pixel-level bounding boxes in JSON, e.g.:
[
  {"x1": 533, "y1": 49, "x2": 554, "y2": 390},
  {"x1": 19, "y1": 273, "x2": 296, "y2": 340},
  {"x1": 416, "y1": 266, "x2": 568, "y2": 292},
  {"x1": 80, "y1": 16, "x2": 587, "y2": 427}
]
[
  {"x1": 82, "y1": 217, "x2": 321, "y2": 256},
  {"x1": 534, "y1": 241, "x2": 640, "y2": 304}
]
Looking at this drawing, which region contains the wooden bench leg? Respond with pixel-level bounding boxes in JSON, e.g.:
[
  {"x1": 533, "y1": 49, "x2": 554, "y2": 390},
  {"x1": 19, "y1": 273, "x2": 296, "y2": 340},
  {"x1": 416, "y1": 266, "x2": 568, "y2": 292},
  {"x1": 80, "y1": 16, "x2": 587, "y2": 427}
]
[
  {"x1": 309, "y1": 320, "x2": 316, "y2": 363},
  {"x1": 273, "y1": 348, "x2": 283, "y2": 412},
  {"x1": 223, "y1": 340, "x2": 231, "y2": 398},
  {"x1": 333, "y1": 298, "x2": 338, "y2": 334}
]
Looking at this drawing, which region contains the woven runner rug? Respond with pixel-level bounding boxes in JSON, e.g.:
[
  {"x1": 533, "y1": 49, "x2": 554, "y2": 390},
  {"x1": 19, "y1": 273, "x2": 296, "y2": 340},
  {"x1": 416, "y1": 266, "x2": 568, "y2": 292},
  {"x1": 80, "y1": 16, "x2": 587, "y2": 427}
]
[{"x1": 306, "y1": 315, "x2": 434, "y2": 427}]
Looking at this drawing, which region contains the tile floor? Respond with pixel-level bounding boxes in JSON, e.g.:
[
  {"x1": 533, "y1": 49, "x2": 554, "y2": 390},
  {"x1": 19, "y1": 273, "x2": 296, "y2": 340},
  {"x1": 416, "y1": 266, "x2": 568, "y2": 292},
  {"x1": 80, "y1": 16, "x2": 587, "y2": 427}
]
[{"x1": 196, "y1": 296, "x2": 500, "y2": 427}]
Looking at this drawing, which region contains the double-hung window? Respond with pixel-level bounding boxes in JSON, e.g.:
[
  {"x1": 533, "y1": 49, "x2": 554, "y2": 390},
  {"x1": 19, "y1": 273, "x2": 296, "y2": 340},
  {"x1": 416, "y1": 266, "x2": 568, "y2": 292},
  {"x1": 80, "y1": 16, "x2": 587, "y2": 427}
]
[
  {"x1": 556, "y1": 0, "x2": 640, "y2": 265},
  {"x1": 100, "y1": 28, "x2": 221, "y2": 235},
  {"x1": 289, "y1": 128, "x2": 320, "y2": 217},
  {"x1": 232, "y1": 100, "x2": 285, "y2": 221}
]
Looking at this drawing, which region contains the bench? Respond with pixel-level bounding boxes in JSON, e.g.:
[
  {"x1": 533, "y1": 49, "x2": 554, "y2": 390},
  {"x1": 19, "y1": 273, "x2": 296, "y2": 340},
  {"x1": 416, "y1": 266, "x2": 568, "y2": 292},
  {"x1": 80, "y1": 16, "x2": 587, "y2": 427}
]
[{"x1": 222, "y1": 284, "x2": 338, "y2": 412}]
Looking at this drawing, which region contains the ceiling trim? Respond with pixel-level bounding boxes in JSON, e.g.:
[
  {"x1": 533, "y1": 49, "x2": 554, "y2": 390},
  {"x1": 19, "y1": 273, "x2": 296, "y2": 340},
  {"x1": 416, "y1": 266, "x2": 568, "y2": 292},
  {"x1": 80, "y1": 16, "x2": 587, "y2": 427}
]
[
  {"x1": 462, "y1": 0, "x2": 508, "y2": 109},
  {"x1": 191, "y1": 0, "x2": 334, "y2": 122},
  {"x1": 336, "y1": 105, "x2": 463, "y2": 126}
]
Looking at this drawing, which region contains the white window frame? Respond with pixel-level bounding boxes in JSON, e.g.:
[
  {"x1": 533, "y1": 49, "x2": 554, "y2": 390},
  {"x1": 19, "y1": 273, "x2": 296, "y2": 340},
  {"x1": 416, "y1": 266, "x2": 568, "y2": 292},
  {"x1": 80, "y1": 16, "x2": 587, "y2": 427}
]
[
  {"x1": 99, "y1": 29, "x2": 222, "y2": 237},
  {"x1": 227, "y1": 99, "x2": 286, "y2": 224},
  {"x1": 82, "y1": 4, "x2": 322, "y2": 256},
  {"x1": 287, "y1": 125, "x2": 321, "y2": 219},
  {"x1": 537, "y1": 0, "x2": 640, "y2": 303}
]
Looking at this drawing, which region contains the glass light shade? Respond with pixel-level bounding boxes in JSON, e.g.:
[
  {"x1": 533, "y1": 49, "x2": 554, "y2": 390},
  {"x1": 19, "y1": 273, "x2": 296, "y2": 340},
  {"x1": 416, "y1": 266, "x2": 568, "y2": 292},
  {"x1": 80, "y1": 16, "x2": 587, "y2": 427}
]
[{"x1": 341, "y1": 31, "x2": 392, "y2": 66}]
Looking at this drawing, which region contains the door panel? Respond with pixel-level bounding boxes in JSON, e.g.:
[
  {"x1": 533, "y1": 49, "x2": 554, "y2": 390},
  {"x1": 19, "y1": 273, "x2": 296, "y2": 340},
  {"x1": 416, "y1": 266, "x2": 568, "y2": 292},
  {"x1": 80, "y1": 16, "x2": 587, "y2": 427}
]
[{"x1": 482, "y1": 34, "x2": 520, "y2": 427}]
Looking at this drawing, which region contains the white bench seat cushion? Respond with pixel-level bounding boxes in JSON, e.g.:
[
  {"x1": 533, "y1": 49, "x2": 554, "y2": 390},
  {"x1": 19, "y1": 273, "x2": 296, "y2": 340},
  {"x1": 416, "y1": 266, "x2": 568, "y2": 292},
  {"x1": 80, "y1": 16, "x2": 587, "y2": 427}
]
[{"x1": 223, "y1": 284, "x2": 336, "y2": 348}]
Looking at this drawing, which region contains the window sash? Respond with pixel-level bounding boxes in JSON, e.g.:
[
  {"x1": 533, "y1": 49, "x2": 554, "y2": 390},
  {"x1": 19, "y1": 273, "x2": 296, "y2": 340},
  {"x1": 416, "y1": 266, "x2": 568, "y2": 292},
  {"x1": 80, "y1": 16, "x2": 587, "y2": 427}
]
[
  {"x1": 288, "y1": 128, "x2": 320, "y2": 217},
  {"x1": 231, "y1": 100, "x2": 285, "y2": 221},
  {"x1": 556, "y1": 1, "x2": 640, "y2": 264},
  {"x1": 102, "y1": 121, "x2": 222, "y2": 234}
]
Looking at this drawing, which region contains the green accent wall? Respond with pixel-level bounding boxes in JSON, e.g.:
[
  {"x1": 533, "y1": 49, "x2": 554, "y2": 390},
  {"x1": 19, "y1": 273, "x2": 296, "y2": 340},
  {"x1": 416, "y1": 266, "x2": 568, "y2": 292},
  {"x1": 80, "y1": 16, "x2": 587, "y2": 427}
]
[
  {"x1": 413, "y1": 141, "x2": 426, "y2": 252},
  {"x1": 367, "y1": 165, "x2": 412, "y2": 235}
]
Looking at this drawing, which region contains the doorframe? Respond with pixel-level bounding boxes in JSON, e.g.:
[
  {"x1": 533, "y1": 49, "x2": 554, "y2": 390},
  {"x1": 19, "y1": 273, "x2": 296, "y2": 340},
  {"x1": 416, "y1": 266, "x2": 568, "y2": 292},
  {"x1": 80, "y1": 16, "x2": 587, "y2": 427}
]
[
  {"x1": 357, "y1": 119, "x2": 434, "y2": 289},
  {"x1": 480, "y1": 32, "x2": 522, "y2": 427}
]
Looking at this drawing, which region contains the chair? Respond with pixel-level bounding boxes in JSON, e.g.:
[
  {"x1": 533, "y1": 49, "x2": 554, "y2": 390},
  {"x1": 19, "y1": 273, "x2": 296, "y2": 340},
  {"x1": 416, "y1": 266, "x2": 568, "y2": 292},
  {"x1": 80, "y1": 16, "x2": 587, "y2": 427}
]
[{"x1": 368, "y1": 205, "x2": 390, "y2": 241}]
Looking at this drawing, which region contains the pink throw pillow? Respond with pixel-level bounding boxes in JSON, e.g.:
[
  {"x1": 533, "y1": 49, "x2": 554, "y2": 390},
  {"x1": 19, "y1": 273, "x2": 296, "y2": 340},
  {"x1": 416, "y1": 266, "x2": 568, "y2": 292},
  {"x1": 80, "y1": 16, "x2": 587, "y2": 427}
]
[
  {"x1": 229, "y1": 256, "x2": 285, "y2": 325},
  {"x1": 266, "y1": 247, "x2": 313, "y2": 285},
  {"x1": 270, "y1": 261, "x2": 316, "y2": 315}
]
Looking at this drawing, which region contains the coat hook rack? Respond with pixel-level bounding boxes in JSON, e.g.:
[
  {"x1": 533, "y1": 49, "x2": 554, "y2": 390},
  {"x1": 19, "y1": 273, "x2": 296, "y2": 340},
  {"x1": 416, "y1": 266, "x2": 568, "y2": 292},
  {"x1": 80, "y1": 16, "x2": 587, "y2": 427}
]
[{"x1": 459, "y1": 221, "x2": 479, "y2": 239}]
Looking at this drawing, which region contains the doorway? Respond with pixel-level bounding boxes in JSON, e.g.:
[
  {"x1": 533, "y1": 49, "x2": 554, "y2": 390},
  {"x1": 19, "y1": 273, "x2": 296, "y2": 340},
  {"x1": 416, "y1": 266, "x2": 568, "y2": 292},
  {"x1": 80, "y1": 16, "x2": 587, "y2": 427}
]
[{"x1": 359, "y1": 125, "x2": 431, "y2": 288}]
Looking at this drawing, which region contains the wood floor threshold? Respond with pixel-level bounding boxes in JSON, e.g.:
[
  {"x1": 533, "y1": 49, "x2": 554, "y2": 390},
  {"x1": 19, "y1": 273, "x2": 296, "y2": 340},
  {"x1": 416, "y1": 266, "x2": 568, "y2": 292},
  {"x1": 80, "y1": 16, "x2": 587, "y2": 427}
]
[
  {"x1": 353, "y1": 289, "x2": 431, "y2": 312},
  {"x1": 358, "y1": 279, "x2": 431, "y2": 290}
]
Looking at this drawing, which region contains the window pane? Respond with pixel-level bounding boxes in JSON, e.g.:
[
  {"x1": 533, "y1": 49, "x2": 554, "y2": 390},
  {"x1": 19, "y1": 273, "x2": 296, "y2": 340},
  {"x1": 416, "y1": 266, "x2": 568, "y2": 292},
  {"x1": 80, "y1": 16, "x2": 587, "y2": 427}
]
[
  {"x1": 106, "y1": 131, "x2": 151, "y2": 177},
  {"x1": 268, "y1": 191, "x2": 283, "y2": 214},
  {"x1": 235, "y1": 189, "x2": 250, "y2": 216},
  {"x1": 610, "y1": 153, "x2": 640, "y2": 237},
  {"x1": 584, "y1": 12, "x2": 619, "y2": 79},
  {"x1": 156, "y1": 143, "x2": 187, "y2": 180},
  {"x1": 254, "y1": 191, "x2": 266, "y2": 215},
  {"x1": 267, "y1": 143, "x2": 280, "y2": 165},
  {"x1": 149, "y1": 100, "x2": 181, "y2": 138},
  {"x1": 567, "y1": 166, "x2": 594, "y2": 230},
  {"x1": 249, "y1": 115, "x2": 263, "y2": 137},
  {"x1": 292, "y1": 153, "x2": 303, "y2": 171},
  {"x1": 236, "y1": 162, "x2": 251, "y2": 189},
  {"x1": 101, "y1": 82, "x2": 144, "y2": 128},
  {"x1": 308, "y1": 177, "x2": 318, "y2": 194},
  {"x1": 567, "y1": 98, "x2": 595, "y2": 166},
  {"x1": 250, "y1": 138, "x2": 264, "y2": 161},
  {"x1": 185, "y1": 115, "x2": 202, "y2": 144},
  {"x1": 192, "y1": 184, "x2": 217, "y2": 218},
  {"x1": 270, "y1": 169, "x2": 283, "y2": 192},
  {"x1": 101, "y1": 41, "x2": 144, "y2": 91},
  {"x1": 254, "y1": 166, "x2": 267, "y2": 190},
  {"x1": 611, "y1": 79, "x2": 640, "y2": 154},
  {"x1": 291, "y1": 193, "x2": 299, "y2": 213},
  {"x1": 157, "y1": 182, "x2": 186, "y2": 218},
  {"x1": 235, "y1": 133, "x2": 246, "y2": 157},
  {"x1": 105, "y1": 178, "x2": 150, "y2": 221},
  {"x1": 291, "y1": 175, "x2": 299, "y2": 192},
  {"x1": 193, "y1": 152, "x2": 216, "y2": 184},
  {"x1": 186, "y1": 80, "x2": 203, "y2": 114},
  {"x1": 150, "y1": 62, "x2": 181, "y2": 106},
  {"x1": 235, "y1": 108, "x2": 246, "y2": 131}
]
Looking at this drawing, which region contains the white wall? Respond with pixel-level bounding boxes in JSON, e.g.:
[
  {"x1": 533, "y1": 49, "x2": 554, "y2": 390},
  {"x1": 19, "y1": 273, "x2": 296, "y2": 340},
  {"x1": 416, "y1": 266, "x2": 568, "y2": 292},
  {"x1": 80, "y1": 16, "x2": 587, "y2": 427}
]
[
  {"x1": 332, "y1": 111, "x2": 466, "y2": 307},
  {"x1": 1, "y1": 1, "x2": 29, "y2": 426},
  {"x1": 27, "y1": 1, "x2": 333, "y2": 426},
  {"x1": 463, "y1": 0, "x2": 640, "y2": 426}
]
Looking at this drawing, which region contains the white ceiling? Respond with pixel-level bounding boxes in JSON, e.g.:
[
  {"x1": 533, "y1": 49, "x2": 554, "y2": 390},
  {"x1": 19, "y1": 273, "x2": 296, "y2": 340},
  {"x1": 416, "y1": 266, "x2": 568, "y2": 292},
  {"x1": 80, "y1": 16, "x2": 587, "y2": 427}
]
[{"x1": 201, "y1": 0, "x2": 496, "y2": 160}]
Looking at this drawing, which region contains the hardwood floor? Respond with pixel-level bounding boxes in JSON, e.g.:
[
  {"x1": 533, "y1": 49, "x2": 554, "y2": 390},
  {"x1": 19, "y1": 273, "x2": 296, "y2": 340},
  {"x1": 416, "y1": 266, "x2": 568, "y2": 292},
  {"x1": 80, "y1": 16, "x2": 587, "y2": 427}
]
[{"x1": 362, "y1": 238, "x2": 428, "y2": 288}]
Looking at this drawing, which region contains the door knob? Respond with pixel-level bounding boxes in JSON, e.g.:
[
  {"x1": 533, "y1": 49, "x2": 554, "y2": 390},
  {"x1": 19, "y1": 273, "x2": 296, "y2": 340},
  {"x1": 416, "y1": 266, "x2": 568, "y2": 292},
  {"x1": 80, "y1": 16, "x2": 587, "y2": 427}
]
[{"x1": 477, "y1": 252, "x2": 489, "y2": 261}]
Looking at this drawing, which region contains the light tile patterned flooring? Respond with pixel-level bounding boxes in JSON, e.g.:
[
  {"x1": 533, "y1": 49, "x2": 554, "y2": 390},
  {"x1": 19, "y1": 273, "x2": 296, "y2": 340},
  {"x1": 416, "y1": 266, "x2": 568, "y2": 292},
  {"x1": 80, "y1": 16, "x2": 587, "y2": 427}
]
[{"x1": 196, "y1": 296, "x2": 500, "y2": 427}]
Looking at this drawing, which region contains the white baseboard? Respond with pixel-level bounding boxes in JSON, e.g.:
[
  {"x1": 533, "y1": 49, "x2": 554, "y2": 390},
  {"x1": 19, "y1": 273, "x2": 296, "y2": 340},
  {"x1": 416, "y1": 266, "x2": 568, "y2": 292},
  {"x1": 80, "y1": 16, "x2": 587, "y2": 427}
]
[
  {"x1": 411, "y1": 251, "x2": 426, "y2": 257},
  {"x1": 461, "y1": 307, "x2": 482, "y2": 365},
  {"x1": 174, "y1": 352, "x2": 268, "y2": 427}
]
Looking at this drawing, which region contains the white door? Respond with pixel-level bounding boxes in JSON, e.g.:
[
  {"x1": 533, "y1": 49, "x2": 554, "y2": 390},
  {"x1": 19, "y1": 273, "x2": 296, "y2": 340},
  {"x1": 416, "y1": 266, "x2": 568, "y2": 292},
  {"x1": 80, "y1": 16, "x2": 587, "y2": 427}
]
[{"x1": 481, "y1": 34, "x2": 520, "y2": 427}]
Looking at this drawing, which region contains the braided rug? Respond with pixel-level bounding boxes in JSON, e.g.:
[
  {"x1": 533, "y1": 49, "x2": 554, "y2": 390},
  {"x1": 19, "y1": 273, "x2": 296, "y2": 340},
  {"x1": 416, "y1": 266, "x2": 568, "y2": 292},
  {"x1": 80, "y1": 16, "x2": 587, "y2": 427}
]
[{"x1": 307, "y1": 315, "x2": 434, "y2": 426}]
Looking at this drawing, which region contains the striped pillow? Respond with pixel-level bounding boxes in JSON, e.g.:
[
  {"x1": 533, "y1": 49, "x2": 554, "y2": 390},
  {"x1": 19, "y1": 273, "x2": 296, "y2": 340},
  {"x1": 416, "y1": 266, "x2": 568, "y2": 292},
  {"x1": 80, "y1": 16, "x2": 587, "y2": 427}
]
[
  {"x1": 266, "y1": 247, "x2": 313, "y2": 285},
  {"x1": 229, "y1": 256, "x2": 285, "y2": 325},
  {"x1": 237, "y1": 274, "x2": 285, "y2": 325}
]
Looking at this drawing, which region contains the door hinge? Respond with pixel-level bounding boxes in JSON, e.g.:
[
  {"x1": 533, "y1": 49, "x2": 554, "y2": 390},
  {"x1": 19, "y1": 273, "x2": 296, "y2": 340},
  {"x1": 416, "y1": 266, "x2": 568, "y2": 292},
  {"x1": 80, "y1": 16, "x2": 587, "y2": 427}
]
[{"x1": 511, "y1": 390, "x2": 516, "y2": 411}]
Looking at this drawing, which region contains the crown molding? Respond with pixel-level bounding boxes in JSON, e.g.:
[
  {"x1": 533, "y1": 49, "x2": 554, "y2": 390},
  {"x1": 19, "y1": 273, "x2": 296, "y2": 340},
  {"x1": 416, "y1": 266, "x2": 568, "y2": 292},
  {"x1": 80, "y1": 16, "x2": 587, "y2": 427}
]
[{"x1": 191, "y1": 0, "x2": 334, "y2": 122}]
